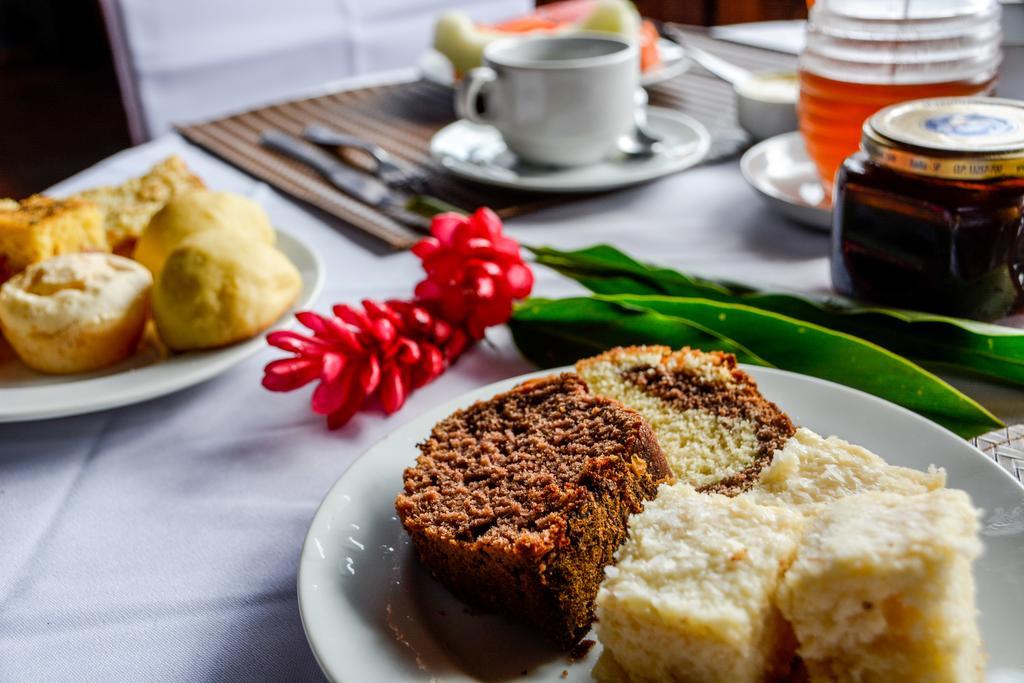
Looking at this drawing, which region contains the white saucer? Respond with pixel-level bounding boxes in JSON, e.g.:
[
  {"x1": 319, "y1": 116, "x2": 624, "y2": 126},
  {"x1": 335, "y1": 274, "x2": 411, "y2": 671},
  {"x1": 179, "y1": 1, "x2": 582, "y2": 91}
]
[
  {"x1": 740, "y1": 131, "x2": 832, "y2": 232},
  {"x1": 430, "y1": 107, "x2": 711, "y2": 193},
  {"x1": 419, "y1": 39, "x2": 689, "y2": 88}
]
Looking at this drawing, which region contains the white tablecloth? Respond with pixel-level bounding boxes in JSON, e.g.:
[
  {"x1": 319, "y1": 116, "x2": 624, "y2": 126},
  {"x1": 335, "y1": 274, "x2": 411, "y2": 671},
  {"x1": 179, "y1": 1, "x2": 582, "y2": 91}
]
[{"x1": 3, "y1": 113, "x2": 1022, "y2": 681}]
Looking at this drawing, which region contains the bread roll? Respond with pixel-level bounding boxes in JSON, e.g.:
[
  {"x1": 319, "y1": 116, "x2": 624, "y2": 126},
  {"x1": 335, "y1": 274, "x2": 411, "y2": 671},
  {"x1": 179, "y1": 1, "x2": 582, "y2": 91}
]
[
  {"x1": 153, "y1": 230, "x2": 300, "y2": 351},
  {"x1": 134, "y1": 190, "x2": 275, "y2": 277}
]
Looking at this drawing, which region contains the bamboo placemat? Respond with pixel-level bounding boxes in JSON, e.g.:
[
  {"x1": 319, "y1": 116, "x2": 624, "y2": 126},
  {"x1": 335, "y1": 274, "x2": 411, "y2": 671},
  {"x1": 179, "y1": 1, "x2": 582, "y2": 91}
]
[{"x1": 178, "y1": 27, "x2": 796, "y2": 249}]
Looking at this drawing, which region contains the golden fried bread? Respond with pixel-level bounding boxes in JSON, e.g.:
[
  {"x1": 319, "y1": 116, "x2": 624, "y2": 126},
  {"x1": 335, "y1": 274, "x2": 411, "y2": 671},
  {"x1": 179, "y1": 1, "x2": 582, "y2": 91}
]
[
  {"x1": 152, "y1": 231, "x2": 300, "y2": 351},
  {"x1": 77, "y1": 155, "x2": 204, "y2": 253},
  {"x1": 0, "y1": 195, "x2": 108, "y2": 282},
  {"x1": 134, "y1": 190, "x2": 275, "y2": 278}
]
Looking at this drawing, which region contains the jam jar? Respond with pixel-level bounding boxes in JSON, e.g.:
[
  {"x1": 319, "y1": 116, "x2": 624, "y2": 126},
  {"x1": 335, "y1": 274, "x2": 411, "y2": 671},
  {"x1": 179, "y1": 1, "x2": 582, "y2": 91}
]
[{"x1": 831, "y1": 97, "x2": 1024, "y2": 321}]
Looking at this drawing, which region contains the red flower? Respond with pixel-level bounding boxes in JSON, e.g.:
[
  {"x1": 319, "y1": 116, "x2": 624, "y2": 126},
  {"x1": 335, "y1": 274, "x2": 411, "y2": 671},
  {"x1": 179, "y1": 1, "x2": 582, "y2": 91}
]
[
  {"x1": 412, "y1": 208, "x2": 534, "y2": 339},
  {"x1": 262, "y1": 208, "x2": 532, "y2": 429},
  {"x1": 263, "y1": 300, "x2": 456, "y2": 428}
]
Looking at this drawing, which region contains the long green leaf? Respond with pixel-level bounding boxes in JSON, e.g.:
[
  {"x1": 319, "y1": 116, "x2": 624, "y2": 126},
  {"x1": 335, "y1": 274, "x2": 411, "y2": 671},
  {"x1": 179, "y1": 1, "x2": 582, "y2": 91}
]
[
  {"x1": 528, "y1": 244, "x2": 1024, "y2": 387},
  {"x1": 510, "y1": 295, "x2": 1002, "y2": 438},
  {"x1": 510, "y1": 297, "x2": 772, "y2": 368}
]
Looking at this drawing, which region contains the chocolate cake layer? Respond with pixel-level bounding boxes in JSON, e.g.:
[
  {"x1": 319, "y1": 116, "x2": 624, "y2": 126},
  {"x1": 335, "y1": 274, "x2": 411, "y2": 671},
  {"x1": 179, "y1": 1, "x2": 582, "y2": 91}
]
[{"x1": 396, "y1": 373, "x2": 671, "y2": 647}]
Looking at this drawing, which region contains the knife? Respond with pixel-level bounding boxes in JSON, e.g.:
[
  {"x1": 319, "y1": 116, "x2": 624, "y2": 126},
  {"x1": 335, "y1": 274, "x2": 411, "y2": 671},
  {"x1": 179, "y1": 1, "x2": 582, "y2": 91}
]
[
  {"x1": 301, "y1": 123, "x2": 429, "y2": 193},
  {"x1": 260, "y1": 130, "x2": 431, "y2": 231}
]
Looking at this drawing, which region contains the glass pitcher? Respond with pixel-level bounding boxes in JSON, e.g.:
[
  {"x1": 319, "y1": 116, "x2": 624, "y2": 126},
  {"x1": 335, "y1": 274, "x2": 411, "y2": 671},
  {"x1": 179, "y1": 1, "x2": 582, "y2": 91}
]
[{"x1": 799, "y1": 0, "x2": 1003, "y2": 198}]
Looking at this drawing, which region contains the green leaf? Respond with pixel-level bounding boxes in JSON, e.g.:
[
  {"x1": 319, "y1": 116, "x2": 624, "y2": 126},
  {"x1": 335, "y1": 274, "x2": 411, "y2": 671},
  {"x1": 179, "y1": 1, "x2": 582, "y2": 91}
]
[
  {"x1": 510, "y1": 295, "x2": 1002, "y2": 439},
  {"x1": 528, "y1": 244, "x2": 1024, "y2": 387},
  {"x1": 510, "y1": 297, "x2": 773, "y2": 368}
]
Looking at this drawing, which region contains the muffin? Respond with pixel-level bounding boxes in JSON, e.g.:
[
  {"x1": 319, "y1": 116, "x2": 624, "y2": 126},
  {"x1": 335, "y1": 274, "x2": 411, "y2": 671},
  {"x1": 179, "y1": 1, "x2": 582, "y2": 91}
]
[
  {"x1": 396, "y1": 374, "x2": 672, "y2": 647},
  {"x1": 0, "y1": 253, "x2": 151, "y2": 373},
  {"x1": 152, "y1": 230, "x2": 300, "y2": 351},
  {"x1": 134, "y1": 189, "x2": 276, "y2": 278}
]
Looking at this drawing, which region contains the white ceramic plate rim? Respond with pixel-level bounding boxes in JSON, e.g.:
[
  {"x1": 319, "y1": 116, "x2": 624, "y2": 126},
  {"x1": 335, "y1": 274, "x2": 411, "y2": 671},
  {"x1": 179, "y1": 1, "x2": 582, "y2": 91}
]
[
  {"x1": 740, "y1": 131, "x2": 832, "y2": 231},
  {"x1": 430, "y1": 107, "x2": 711, "y2": 193},
  {"x1": 0, "y1": 230, "x2": 324, "y2": 422},
  {"x1": 298, "y1": 364, "x2": 1024, "y2": 683},
  {"x1": 418, "y1": 39, "x2": 689, "y2": 88}
]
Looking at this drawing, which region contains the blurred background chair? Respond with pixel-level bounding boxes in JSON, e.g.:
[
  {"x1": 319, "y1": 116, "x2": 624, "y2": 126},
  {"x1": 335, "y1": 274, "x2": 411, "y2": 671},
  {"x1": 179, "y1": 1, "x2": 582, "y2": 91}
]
[{"x1": 99, "y1": 0, "x2": 532, "y2": 142}]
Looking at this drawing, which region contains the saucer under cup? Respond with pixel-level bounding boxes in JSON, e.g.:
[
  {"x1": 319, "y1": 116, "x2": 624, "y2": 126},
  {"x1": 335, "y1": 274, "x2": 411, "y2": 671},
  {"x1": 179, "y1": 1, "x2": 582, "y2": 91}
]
[{"x1": 430, "y1": 106, "x2": 711, "y2": 193}]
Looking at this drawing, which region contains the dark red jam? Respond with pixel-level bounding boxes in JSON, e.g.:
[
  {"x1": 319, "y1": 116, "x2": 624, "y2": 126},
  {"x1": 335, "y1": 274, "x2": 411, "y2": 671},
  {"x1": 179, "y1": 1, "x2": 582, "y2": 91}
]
[{"x1": 831, "y1": 151, "x2": 1024, "y2": 321}]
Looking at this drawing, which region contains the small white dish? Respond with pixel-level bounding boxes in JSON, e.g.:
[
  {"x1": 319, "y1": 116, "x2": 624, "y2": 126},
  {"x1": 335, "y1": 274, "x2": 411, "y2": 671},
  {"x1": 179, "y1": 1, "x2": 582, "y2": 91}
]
[
  {"x1": 298, "y1": 365, "x2": 1024, "y2": 683},
  {"x1": 740, "y1": 131, "x2": 832, "y2": 231},
  {"x1": 0, "y1": 230, "x2": 323, "y2": 422},
  {"x1": 419, "y1": 38, "x2": 689, "y2": 89},
  {"x1": 734, "y1": 70, "x2": 799, "y2": 141},
  {"x1": 430, "y1": 106, "x2": 711, "y2": 193},
  {"x1": 674, "y1": 40, "x2": 797, "y2": 142}
]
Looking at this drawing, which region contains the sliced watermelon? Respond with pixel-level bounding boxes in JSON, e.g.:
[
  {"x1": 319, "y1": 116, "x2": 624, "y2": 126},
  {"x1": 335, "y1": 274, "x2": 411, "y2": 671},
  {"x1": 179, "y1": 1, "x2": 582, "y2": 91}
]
[
  {"x1": 434, "y1": 0, "x2": 659, "y2": 77},
  {"x1": 533, "y1": 0, "x2": 598, "y2": 24}
]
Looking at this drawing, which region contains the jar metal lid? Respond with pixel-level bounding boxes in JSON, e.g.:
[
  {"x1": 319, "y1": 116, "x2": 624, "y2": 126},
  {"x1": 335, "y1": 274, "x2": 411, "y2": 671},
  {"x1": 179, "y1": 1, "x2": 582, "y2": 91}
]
[{"x1": 862, "y1": 97, "x2": 1024, "y2": 180}]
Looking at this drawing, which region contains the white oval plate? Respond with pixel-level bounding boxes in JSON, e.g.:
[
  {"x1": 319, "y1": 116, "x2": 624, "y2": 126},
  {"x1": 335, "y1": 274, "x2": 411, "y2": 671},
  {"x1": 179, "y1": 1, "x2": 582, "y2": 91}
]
[
  {"x1": 419, "y1": 39, "x2": 689, "y2": 89},
  {"x1": 740, "y1": 131, "x2": 832, "y2": 232},
  {"x1": 298, "y1": 365, "x2": 1024, "y2": 683},
  {"x1": 0, "y1": 230, "x2": 323, "y2": 422},
  {"x1": 430, "y1": 107, "x2": 710, "y2": 193}
]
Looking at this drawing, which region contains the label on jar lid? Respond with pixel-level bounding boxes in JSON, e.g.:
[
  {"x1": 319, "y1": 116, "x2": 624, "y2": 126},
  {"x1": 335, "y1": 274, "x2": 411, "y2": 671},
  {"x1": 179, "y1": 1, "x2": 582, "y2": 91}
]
[{"x1": 863, "y1": 97, "x2": 1024, "y2": 180}]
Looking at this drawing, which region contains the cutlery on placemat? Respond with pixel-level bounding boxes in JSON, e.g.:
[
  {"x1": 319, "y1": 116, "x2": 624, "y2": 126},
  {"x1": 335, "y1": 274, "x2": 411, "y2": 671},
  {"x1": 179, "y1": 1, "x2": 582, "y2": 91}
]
[
  {"x1": 260, "y1": 129, "x2": 431, "y2": 232},
  {"x1": 302, "y1": 124, "x2": 430, "y2": 193},
  {"x1": 659, "y1": 24, "x2": 752, "y2": 86}
]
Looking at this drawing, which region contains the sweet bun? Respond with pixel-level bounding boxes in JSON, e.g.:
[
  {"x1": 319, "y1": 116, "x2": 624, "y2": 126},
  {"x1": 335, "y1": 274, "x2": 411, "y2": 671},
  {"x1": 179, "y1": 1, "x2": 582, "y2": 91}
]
[
  {"x1": 0, "y1": 253, "x2": 152, "y2": 373},
  {"x1": 134, "y1": 190, "x2": 275, "y2": 277},
  {"x1": 153, "y1": 230, "x2": 300, "y2": 351}
]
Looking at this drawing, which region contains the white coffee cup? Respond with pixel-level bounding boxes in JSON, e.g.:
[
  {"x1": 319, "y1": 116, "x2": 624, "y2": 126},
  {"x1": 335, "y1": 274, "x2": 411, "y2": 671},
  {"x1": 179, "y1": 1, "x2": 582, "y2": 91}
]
[{"x1": 455, "y1": 34, "x2": 640, "y2": 167}]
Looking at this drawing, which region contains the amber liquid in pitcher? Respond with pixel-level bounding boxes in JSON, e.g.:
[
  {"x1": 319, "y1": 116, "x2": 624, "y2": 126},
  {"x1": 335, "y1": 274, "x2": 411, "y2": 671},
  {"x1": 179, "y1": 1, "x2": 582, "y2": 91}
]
[{"x1": 798, "y1": 70, "x2": 997, "y2": 199}]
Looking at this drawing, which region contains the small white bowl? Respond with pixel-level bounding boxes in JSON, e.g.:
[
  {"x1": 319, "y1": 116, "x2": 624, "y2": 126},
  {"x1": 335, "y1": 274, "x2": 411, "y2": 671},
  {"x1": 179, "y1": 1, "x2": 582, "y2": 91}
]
[{"x1": 735, "y1": 70, "x2": 799, "y2": 142}]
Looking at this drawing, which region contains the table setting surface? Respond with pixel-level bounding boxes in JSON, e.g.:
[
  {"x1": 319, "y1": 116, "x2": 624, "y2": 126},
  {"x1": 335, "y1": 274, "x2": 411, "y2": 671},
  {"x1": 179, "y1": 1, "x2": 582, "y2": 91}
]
[{"x1": 4, "y1": 22, "x2": 1024, "y2": 683}]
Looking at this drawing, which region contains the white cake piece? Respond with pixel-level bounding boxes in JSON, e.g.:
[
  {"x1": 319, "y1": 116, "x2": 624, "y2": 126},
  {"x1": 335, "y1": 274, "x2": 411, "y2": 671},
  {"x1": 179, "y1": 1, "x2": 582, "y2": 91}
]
[
  {"x1": 777, "y1": 489, "x2": 984, "y2": 683},
  {"x1": 745, "y1": 427, "x2": 945, "y2": 511},
  {"x1": 576, "y1": 346, "x2": 794, "y2": 491},
  {"x1": 595, "y1": 484, "x2": 804, "y2": 683}
]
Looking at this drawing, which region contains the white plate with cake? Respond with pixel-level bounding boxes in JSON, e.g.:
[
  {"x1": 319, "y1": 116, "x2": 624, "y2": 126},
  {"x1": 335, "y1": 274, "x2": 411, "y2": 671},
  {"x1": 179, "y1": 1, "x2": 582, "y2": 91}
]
[{"x1": 298, "y1": 347, "x2": 1024, "y2": 682}]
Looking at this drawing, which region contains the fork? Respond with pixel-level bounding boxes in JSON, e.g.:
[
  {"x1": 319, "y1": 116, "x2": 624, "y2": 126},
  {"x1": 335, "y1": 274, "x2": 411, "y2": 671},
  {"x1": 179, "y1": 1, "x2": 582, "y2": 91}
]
[{"x1": 302, "y1": 124, "x2": 430, "y2": 193}]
